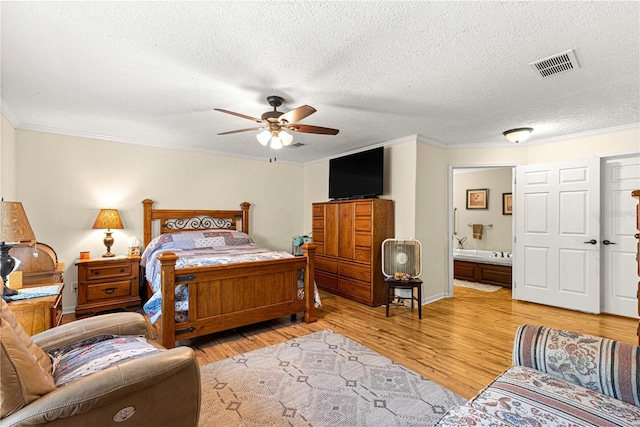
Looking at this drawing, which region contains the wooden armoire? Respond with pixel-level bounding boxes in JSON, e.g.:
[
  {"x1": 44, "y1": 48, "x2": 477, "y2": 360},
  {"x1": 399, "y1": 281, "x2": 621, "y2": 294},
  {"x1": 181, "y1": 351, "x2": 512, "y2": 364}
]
[
  {"x1": 633, "y1": 189, "x2": 640, "y2": 344},
  {"x1": 312, "y1": 198, "x2": 394, "y2": 306}
]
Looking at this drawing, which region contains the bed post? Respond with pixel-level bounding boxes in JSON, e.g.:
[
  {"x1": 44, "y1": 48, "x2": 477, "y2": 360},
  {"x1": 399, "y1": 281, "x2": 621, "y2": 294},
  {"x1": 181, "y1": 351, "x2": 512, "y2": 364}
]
[
  {"x1": 302, "y1": 243, "x2": 317, "y2": 323},
  {"x1": 142, "y1": 199, "x2": 154, "y2": 246},
  {"x1": 158, "y1": 252, "x2": 179, "y2": 349},
  {"x1": 240, "y1": 202, "x2": 250, "y2": 234}
]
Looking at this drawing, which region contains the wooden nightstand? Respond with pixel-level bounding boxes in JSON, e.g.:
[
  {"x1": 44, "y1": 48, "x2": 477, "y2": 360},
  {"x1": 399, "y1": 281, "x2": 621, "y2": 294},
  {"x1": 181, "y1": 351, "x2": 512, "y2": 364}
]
[
  {"x1": 7, "y1": 284, "x2": 64, "y2": 335},
  {"x1": 75, "y1": 256, "x2": 141, "y2": 318}
]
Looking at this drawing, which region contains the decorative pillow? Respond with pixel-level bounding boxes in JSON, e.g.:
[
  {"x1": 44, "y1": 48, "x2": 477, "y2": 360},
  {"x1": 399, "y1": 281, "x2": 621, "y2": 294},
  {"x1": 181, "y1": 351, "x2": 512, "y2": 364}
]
[
  {"x1": 141, "y1": 229, "x2": 253, "y2": 265},
  {"x1": 51, "y1": 336, "x2": 162, "y2": 387},
  {"x1": 1, "y1": 318, "x2": 56, "y2": 417},
  {"x1": 0, "y1": 299, "x2": 52, "y2": 373},
  {"x1": 513, "y1": 324, "x2": 640, "y2": 406}
]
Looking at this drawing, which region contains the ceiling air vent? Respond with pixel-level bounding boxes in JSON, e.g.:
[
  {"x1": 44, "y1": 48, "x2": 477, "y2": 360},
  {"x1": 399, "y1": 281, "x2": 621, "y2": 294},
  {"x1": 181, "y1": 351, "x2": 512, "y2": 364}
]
[
  {"x1": 290, "y1": 142, "x2": 306, "y2": 148},
  {"x1": 529, "y1": 49, "x2": 580, "y2": 78}
]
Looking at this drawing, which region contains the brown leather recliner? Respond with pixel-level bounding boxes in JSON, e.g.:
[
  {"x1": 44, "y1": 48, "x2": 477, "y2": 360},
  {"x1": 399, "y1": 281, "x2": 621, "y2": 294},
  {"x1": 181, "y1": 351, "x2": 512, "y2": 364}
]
[{"x1": 0, "y1": 300, "x2": 200, "y2": 426}]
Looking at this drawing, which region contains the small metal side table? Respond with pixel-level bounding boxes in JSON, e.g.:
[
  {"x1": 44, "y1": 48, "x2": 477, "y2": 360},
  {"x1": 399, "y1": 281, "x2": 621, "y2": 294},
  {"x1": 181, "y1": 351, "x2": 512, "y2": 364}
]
[{"x1": 385, "y1": 278, "x2": 423, "y2": 319}]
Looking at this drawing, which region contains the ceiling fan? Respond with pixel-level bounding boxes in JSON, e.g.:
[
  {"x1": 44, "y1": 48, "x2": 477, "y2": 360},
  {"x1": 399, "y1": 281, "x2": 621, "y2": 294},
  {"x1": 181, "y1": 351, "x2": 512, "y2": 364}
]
[{"x1": 215, "y1": 95, "x2": 339, "y2": 150}]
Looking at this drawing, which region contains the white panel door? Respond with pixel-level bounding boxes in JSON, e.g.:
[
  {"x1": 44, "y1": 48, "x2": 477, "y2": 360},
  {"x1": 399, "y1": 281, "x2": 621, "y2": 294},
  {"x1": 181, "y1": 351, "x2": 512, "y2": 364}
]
[
  {"x1": 515, "y1": 158, "x2": 600, "y2": 313},
  {"x1": 602, "y1": 154, "x2": 640, "y2": 317}
]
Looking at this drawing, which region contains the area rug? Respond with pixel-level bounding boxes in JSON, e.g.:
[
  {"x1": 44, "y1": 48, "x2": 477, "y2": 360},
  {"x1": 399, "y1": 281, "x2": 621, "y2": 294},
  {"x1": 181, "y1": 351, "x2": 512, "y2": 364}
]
[
  {"x1": 454, "y1": 279, "x2": 502, "y2": 292},
  {"x1": 198, "y1": 329, "x2": 465, "y2": 426}
]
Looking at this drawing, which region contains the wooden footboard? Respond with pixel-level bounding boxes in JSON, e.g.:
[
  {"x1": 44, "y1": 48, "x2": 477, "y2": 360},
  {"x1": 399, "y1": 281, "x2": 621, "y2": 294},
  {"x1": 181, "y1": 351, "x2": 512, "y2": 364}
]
[{"x1": 154, "y1": 244, "x2": 316, "y2": 348}]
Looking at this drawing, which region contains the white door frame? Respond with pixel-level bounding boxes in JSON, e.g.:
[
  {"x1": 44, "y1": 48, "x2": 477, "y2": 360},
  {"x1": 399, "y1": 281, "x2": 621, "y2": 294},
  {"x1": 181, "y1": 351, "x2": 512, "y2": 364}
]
[{"x1": 447, "y1": 162, "x2": 519, "y2": 297}]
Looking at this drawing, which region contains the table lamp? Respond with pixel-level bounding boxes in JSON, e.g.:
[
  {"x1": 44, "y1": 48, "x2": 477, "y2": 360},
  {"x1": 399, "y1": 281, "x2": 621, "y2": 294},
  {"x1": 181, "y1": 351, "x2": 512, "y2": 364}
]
[
  {"x1": 92, "y1": 208, "x2": 124, "y2": 257},
  {"x1": 0, "y1": 201, "x2": 36, "y2": 296}
]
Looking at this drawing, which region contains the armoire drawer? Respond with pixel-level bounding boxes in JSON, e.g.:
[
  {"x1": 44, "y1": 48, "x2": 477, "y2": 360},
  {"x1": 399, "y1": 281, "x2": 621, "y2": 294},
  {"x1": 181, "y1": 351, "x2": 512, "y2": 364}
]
[
  {"x1": 338, "y1": 262, "x2": 371, "y2": 282},
  {"x1": 354, "y1": 247, "x2": 371, "y2": 263},
  {"x1": 338, "y1": 278, "x2": 371, "y2": 300},
  {"x1": 316, "y1": 272, "x2": 338, "y2": 289},
  {"x1": 316, "y1": 256, "x2": 338, "y2": 274}
]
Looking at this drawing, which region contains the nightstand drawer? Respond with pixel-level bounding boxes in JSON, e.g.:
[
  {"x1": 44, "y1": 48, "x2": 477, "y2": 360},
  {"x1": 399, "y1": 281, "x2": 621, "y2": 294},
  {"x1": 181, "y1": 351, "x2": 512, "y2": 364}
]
[
  {"x1": 86, "y1": 280, "x2": 133, "y2": 302},
  {"x1": 85, "y1": 262, "x2": 132, "y2": 281}
]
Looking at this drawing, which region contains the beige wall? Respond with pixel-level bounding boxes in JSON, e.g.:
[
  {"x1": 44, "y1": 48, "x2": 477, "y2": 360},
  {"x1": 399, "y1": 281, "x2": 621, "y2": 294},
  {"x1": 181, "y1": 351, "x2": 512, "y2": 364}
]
[
  {"x1": 15, "y1": 129, "x2": 304, "y2": 312},
  {"x1": 415, "y1": 142, "x2": 448, "y2": 301},
  {"x1": 5, "y1": 112, "x2": 639, "y2": 314},
  {"x1": 1, "y1": 115, "x2": 17, "y2": 199},
  {"x1": 453, "y1": 168, "x2": 513, "y2": 252},
  {"x1": 303, "y1": 140, "x2": 418, "y2": 238}
]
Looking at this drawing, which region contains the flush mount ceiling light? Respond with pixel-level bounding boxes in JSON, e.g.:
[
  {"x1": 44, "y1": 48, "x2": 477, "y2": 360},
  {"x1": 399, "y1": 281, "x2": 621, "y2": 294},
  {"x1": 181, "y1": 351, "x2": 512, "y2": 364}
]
[{"x1": 503, "y1": 127, "x2": 533, "y2": 143}]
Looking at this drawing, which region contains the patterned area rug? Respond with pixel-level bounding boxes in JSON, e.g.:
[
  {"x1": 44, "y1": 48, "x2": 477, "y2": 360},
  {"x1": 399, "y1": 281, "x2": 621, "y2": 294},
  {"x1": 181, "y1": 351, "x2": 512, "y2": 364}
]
[
  {"x1": 454, "y1": 279, "x2": 502, "y2": 292},
  {"x1": 198, "y1": 329, "x2": 465, "y2": 426}
]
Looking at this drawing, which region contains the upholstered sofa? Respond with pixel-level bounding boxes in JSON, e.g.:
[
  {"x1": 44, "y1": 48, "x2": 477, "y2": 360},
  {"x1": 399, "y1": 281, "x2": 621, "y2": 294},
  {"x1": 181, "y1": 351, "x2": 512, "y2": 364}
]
[
  {"x1": 1, "y1": 300, "x2": 200, "y2": 426},
  {"x1": 436, "y1": 324, "x2": 640, "y2": 426}
]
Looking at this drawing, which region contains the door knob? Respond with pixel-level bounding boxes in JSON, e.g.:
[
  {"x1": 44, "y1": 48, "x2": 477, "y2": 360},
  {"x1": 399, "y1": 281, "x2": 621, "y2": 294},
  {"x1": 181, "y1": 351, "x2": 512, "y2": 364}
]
[
  {"x1": 583, "y1": 239, "x2": 597, "y2": 244},
  {"x1": 602, "y1": 240, "x2": 616, "y2": 245}
]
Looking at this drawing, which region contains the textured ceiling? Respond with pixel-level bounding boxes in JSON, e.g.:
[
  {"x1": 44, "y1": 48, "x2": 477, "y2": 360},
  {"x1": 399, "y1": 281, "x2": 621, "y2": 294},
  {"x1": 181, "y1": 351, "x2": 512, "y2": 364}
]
[{"x1": 1, "y1": 1, "x2": 639, "y2": 164}]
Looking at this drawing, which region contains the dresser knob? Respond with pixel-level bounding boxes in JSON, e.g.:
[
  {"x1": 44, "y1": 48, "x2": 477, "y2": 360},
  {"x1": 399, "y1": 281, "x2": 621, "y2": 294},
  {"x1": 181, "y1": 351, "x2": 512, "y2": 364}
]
[{"x1": 120, "y1": 268, "x2": 125, "y2": 272}]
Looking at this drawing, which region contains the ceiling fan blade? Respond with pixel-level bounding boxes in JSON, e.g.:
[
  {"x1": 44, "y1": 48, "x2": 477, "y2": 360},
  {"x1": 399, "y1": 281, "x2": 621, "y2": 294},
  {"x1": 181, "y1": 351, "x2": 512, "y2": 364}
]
[
  {"x1": 290, "y1": 124, "x2": 340, "y2": 135},
  {"x1": 214, "y1": 108, "x2": 260, "y2": 122},
  {"x1": 218, "y1": 127, "x2": 263, "y2": 135},
  {"x1": 280, "y1": 105, "x2": 316, "y2": 124}
]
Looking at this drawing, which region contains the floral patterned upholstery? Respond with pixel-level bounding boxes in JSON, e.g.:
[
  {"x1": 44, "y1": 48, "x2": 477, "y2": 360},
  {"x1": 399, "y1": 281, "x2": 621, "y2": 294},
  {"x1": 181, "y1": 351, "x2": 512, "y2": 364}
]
[{"x1": 436, "y1": 325, "x2": 640, "y2": 426}]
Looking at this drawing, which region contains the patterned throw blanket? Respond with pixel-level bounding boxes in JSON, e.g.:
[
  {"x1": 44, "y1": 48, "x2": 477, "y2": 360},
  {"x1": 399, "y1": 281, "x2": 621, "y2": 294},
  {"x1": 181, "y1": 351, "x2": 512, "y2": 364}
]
[{"x1": 141, "y1": 230, "x2": 319, "y2": 324}]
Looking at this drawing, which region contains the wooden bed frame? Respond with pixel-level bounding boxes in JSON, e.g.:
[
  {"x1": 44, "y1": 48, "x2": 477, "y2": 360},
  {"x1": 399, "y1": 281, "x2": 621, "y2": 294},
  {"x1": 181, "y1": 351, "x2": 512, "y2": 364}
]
[{"x1": 142, "y1": 199, "x2": 316, "y2": 348}]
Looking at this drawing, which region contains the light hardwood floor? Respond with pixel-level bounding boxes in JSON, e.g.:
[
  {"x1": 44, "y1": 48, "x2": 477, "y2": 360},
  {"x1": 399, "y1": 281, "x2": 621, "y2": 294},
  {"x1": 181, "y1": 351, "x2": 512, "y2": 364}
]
[{"x1": 165, "y1": 286, "x2": 637, "y2": 399}]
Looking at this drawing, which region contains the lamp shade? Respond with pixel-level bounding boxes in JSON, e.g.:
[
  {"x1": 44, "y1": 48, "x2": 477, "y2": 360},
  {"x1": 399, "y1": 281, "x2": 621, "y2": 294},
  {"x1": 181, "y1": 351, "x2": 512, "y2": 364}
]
[
  {"x1": 503, "y1": 127, "x2": 533, "y2": 143},
  {"x1": 280, "y1": 130, "x2": 293, "y2": 146},
  {"x1": 256, "y1": 130, "x2": 271, "y2": 146},
  {"x1": 92, "y1": 209, "x2": 124, "y2": 230},
  {"x1": 0, "y1": 201, "x2": 36, "y2": 244}
]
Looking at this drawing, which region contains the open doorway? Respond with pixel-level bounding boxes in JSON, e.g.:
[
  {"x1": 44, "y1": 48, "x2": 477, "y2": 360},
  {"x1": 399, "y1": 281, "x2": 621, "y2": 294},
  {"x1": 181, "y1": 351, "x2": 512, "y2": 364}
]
[{"x1": 448, "y1": 164, "x2": 517, "y2": 298}]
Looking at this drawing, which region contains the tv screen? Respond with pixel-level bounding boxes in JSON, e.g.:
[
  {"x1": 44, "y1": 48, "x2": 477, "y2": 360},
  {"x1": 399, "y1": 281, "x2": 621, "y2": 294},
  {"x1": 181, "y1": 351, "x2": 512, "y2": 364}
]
[{"x1": 329, "y1": 147, "x2": 384, "y2": 200}]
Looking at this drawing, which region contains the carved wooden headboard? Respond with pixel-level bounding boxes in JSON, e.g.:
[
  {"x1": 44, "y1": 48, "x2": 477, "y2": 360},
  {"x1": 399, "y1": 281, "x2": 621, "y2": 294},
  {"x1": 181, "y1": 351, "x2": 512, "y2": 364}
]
[{"x1": 142, "y1": 199, "x2": 250, "y2": 246}]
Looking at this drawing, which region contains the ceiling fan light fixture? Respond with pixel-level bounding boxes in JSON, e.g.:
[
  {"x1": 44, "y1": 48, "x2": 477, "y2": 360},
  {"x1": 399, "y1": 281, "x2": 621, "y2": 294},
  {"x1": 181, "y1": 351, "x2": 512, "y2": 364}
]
[
  {"x1": 280, "y1": 130, "x2": 293, "y2": 146},
  {"x1": 503, "y1": 127, "x2": 533, "y2": 143},
  {"x1": 270, "y1": 136, "x2": 283, "y2": 150},
  {"x1": 256, "y1": 129, "x2": 271, "y2": 146}
]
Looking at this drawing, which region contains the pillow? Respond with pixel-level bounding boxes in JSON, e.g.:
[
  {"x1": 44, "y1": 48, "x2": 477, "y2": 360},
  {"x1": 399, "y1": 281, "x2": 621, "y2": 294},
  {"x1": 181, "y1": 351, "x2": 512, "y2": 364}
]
[
  {"x1": 51, "y1": 336, "x2": 163, "y2": 387},
  {"x1": 0, "y1": 299, "x2": 52, "y2": 373},
  {"x1": 141, "y1": 229, "x2": 253, "y2": 265},
  {"x1": 1, "y1": 318, "x2": 56, "y2": 417}
]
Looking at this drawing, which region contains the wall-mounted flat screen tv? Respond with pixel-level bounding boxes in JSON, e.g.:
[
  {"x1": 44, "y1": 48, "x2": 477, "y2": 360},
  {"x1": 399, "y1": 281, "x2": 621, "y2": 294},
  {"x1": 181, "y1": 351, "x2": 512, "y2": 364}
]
[{"x1": 329, "y1": 147, "x2": 384, "y2": 200}]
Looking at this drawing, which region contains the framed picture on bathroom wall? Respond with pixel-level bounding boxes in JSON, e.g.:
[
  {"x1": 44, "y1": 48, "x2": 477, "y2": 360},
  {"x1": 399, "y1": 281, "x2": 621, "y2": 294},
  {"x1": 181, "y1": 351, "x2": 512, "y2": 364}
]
[
  {"x1": 466, "y1": 188, "x2": 488, "y2": 209},
  {"x1": 502, "y1": 193, "x2": 513, "y2": 215}
]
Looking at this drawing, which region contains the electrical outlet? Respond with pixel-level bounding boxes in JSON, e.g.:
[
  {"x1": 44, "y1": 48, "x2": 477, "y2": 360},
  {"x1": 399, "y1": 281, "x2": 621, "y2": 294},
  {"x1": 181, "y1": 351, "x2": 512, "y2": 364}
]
[{"x1": 72, "y1": 282, "x2": 78, "y2": 293}]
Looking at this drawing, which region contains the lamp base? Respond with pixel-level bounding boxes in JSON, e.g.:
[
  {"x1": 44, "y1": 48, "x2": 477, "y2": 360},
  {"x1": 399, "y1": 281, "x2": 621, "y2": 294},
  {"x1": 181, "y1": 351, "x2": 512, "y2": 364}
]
[
  {"x1": 102, "y1": 231, "x2": 116, "y2": 257},
  {"x1": 1, "y1": 243, "x2": 19, "y2": 297},
  {"x1": 3, "y1": 284, "x2": 18, "y2": 297}
]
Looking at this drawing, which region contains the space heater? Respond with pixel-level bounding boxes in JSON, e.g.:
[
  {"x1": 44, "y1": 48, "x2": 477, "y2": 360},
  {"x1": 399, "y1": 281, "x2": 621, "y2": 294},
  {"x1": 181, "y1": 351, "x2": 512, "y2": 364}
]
[{"x1": 382, "y1": 238, "x2": 422, "y2": 279}]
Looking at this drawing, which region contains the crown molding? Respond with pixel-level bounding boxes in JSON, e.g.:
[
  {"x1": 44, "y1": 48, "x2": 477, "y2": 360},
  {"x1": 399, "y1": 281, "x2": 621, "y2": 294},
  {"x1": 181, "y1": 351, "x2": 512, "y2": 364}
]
[
  {"x1": 448, "y1": 122, "x2": 640, "y2": 149},
  {"x1": 0, "y1": 98, "x2": 20, "y2": 127},
  {"x1": 525, "y1": 122, "x2": 640, "y2": 145},
  {"x1": 15, "y1": 122, "x2": 303, "y2": 165}
]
